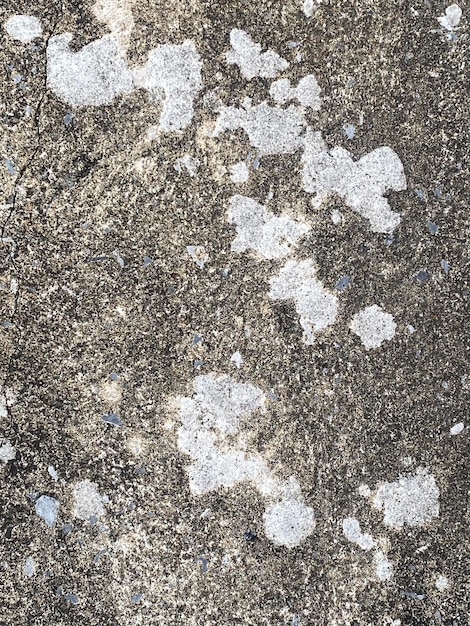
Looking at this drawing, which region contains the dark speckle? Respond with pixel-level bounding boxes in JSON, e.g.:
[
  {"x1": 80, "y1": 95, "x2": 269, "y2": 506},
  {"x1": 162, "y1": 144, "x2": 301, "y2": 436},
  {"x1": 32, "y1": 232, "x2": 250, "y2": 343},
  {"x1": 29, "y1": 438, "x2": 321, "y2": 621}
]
[{"x1": 243, "y1": 530, "x2": 257, "y2": 541}]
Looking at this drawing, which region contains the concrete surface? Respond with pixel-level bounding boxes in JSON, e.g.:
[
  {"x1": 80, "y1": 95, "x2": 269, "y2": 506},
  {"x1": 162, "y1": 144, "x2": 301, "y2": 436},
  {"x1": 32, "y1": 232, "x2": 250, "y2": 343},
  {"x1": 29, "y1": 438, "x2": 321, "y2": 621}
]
[{"x1": 0, "y1": 1, "x2": 469, "y2": 624}]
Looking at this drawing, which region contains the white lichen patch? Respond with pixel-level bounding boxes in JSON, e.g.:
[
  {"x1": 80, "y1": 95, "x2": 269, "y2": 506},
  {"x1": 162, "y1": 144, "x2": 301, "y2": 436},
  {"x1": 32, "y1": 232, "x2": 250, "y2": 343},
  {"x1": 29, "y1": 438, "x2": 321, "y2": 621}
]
[
  {"x1": 178, "y1": 374, "x2": 315, "y2": 547},
  {"x1": 73, "y1": 480, "x2": 106, "y2": 521},
  {"x1": 226, "y1": 29, "x2": 289, "y2": 80},
  {"x1": 228, "y1": 195, "x2": 309, "y2": 260},
  {"x1": 342, "y1": 517, "x2": 375, "y2": 551},
  {"x1": 303, "y1": 0, "x2": 318, "y2": 18},
  {"x1": 350, "y1": 305, "x2": 397, "y2": 350},
  {"x1": 373, "y1": 468, "x2": 440, "y2": 529},
  {"x1": 214, "y1": 100, "x2": 305, "y2": 155},
  {"x1": 92, "y1": 0, "x2": 134, "y2": 51},
  {"x1": 438, "y1": 4, "x2": 462, "y2": 31},
  {"x1": 133, "y1": 41, "x2": 202, "y2": 131},
  {"x1": 187, "y1": 245, "x2": 209, "y2": 269},
  {"x1": 46, "y1": 34, "x2": 134, "y2": 107},
  {"x1": 435, "y1": 575, "x2": 449, "y2": 591},
  {"x1": 301, "y1": 129, "x2": 406, "y2": 233},
  {"x1": 0, "y1": 441, "x2": 16, "y2": 463},
  {"x1": 4, "y1": 15, "x2": 42, "y2": 43},
  {"x1": 269, "y1": 75, "x2": 321, "y2": 111},
  {"x1": 230, "y1": 161, "x2": 249, "y2": 184},
  {"x1": 374, "y1": 550, "x2": 393, "y2": 581},
  {"x1": 269, "y1": 260, "x2": 338, "y2": 343},
  {"x1": 35, "y1": 495, "x2": 59, "y2": 528}
]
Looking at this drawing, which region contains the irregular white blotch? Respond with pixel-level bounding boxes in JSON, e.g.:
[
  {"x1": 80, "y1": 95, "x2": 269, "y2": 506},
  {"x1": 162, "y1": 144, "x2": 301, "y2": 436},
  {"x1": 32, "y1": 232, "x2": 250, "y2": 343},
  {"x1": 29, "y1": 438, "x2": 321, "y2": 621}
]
[
  {"x1": 269, "y1": 260, "x2": 338, "y2": 343},
  {"x1": 264, "y1": 497, "x2": 315, "y2": 548},
  {"x1": 24, "y1": 556, "x2": 36, "y2": 577},
  {"x1": 73, "y1": 480, "x2": 106, "y2": 521},
  {"x1": 435, "y1": 575, "x2": 449, "y2": 591},
  {"x1": 438, "y1": 4, "x2": 462, "y2": 30},
  {"x1": 230, "y1": 351, "x2": 243, "y2": 368},
  {"x1": 0, "y1": 441, "x2": 16, "y2": 462},
  {"x1": 133, "y1": 41, "x2": 202, "y2": 131},
  {"x1": 178, "y1": 375, "x2": 315, "y2": 547},
  {"x1": 374, "y1": 550, "x2": 393, "y2": 581},
  {"x1": 214, "y1": 100, "x2": 305, "y2": 155},
  {"x1": 331, "y1": 209, "x2": 342, "y2": 225},
  {"x1": 47, "y1": 465, "x2": 58, "y2": 481},
  {"x1": 0, "y1": 388, "x2": 15, "y2": 418},
  {"x1": 269, "y1": 75, "x2": 321, "y2": 111},
  {"x1": 187, "y1": 245, "x2": 208, "y2": 269},
  {"x1": 358, "y1": 483, "x2": 371, "y2": 497},
  {"x1": 226, "y1": 29, "x2": 289, "y2": 80},
  {"x1": 46, "y1": 34, "x2": 134, "y2": 107},
  {"x1": 4, "y1": 15, "x2": 42, "y2": 43},
  {"x1": 450, "y1": 422, "x2": 464, "y2": 435},
  {"x1": 302, "y1": 129, "x2": 406, "y2": 233},
  {"x1": 350, "y1": 305, "x2": 397, "y2": 350},
  {"x1": 373, "y1": 468, "x2": 440, "y2": 529},
  {"x1": 35, "y1": 495, "x2": 59, "y2": 528},
  {"x1": 230, "y1": 161, "x2": 249, "y2": 184},
  {"x1": 92, "y1": 0, "x2": 134, "y2": 50},
  {"x1": 342, "y1": 517, "x2": 375, "y2": 551},
  {"x1": 174, "y1": 154, "x2": 199, "y2": 177},
  {"x1": 228, "y1": 195, "x2": 309, "y2": 260}
]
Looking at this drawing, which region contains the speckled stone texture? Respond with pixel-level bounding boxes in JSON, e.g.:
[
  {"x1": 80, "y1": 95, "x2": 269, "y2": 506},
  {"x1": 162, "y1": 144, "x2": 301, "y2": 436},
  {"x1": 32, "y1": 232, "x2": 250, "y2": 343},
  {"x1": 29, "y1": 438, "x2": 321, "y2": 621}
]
[{"x1": 0, "y1": 1, "x2": 469, "y2": 625}]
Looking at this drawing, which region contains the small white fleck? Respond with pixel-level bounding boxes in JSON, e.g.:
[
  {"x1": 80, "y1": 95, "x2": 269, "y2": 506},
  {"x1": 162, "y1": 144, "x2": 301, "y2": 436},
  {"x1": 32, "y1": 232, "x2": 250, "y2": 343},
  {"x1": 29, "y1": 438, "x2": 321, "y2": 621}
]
[
  {"x1": 35, "y1": 495, "x2": 59, "y2": 528},
  {"x1": 0, "y1": 441, "x2": 16, "y2": 463},
  {"x1": 331, "y1": 210, "x2": 342, "y2": 225},
  {"x1": 303, "y1": 0, "x2": 319, "y2": 18},
  {"x1": 435, "y1": 575, "x2": 449, "y2": 591},
  {"x1": 230, "y1": 351, "x2": 243, "y2": 368},
  {"x1": 187, "y1": 245, "x2": 209, "y2": 269},
  {"x1": 24, "y1": 556, "x2": 36, "y2": 577},
  {"x1": 358, "y1": 484, "x2": 371, "y2": 497},
  {"x1": 4, "y1": 15, "x2": 42, "y2": 43},
  {"x1": 407, "y1": 324, "x2": 415, "y2": 334},
  {"x1": 350, "y1": 305, "x2": 396, "y2": 350},
  {"x1": 450, "y1": 422, "x2": 464, "y2": 435},
  {"x1": 229, "y1": 161, "x2": 249, "y2": 184},
  {"x1": 174, "y1": 154, "x2": 199, "y2": 177},
  {"x1": 47, "y1": 465, "x2": 58, "y2": 481},
  {"x1": 226, "y1": 29, "x2": 289, "y2": 80}
]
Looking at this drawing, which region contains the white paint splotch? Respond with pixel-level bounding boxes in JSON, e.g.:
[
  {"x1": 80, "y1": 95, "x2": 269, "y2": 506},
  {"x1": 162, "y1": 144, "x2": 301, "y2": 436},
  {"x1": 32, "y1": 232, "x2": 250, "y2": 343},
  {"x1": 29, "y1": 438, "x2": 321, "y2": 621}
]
[
  {"x1": 178, "y1": 374, "x2": 315, "y2": 547},
  {"x1": 373, "y1": 468, "x2": 440, "y2": 529},
  {"x1": 133, "y1": 41, "x2": 202, "y2": 131},
  {"x1": 46, "y1": 34, "x2": 134, "y2": 107},
  {"x1": 270, "y1": 75, "x2": 321, "y2": 111},
  {"x1": 214, "y1": 100, "x2": 305, "y2": 155},
  {"x1": 4, "y1": 15, "x2": 42, "y2": 43},
  {"x1": 342, "y1": 517, "x2": 375, "y2": 551},
  {"x1": 228, "y1": 195, "x2": 309, "y2": 260},
  {"x1": 350, "y1": 305, "x2": 397, "y2": 350},
  {"x1": 438, "y1": 4, "x2": 462, "y2": 31},
  {"x1": 73, "y1": 480, "x2": 106, "y2": 521},
  {"x1": 269, "y1": 260, "x2": 338, "y2": 344},
  {"x1": 374, "y1": 550, "x2": 393, "y2": 581},
  {"x1": 0, "y1": 441, "x2": 16, "y2": 463},
  {"x1": 226, "y1": 29, "x2": 289, "y2": 80},
  {"x1": 302, "y1": 129, "x2": 406, "y2": 233}
]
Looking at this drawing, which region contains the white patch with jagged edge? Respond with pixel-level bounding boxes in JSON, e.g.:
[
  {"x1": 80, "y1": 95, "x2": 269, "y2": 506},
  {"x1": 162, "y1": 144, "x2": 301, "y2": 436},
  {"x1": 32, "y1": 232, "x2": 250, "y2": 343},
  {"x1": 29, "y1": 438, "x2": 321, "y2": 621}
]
[
  {"x1": 269, "y1": 259, "x2": 338, "y2": 343},
  {"x1": 177, "y1": 374, "x2": 315, "y2": 547},
  {"x1": 350, "y1": 305, "x2": 397, "y2": 349},
  {"x1": 226, "y1": 29, "x2": 289, "y2": 80},
  {"x1": 342, "y1": 517, "x2": 375, "y2": 551},
  {"x1": 302, "y1": 128, "x2": 406, "y2": 233},
  {"x1": 373, "y1": 468, "x2": 440, "y2": 529},
  {"x1": 73, "y1": 480, "x2": 106, "y2": 521},
  {"x1": 270, "y1": 75, "x2": 321, "y2": 111},
  {"x1": 228, "y1": 195, "x2": 309, "y2": 260}
]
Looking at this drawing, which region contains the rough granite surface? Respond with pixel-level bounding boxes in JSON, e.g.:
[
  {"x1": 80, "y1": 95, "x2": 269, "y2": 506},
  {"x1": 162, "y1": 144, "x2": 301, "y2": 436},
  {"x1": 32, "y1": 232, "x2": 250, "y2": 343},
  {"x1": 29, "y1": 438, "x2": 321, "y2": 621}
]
[{"x1": 0, "y1": 1, "x2": 469, "y2": 625}]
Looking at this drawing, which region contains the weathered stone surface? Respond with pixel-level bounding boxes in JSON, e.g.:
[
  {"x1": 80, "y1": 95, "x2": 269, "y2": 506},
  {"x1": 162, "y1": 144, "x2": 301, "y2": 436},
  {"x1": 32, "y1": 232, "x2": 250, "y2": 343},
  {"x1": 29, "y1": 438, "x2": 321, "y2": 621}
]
[{"x1": 0, "y1": 1, "x2": 468, "y2": 624}]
